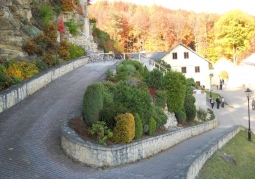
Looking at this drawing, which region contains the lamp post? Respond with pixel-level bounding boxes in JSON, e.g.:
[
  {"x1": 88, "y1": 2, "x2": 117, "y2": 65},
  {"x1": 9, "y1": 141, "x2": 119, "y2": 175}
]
[
  {"x1": 245, "y1": 88, "x2": 252, "y2": 141},
  {"x1": 209, "y1": 74, "x2": 213, "y2": 97}
]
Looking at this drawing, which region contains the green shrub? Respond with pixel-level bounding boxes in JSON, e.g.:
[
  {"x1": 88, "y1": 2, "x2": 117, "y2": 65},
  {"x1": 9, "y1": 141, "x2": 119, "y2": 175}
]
[
  {"x1": 113, "y1": 113, "x2": 135, "y2": 143},
  {"x1": 164, "y1": 71, "x2": 186, "y2": 112},
  {"x1": 40, "y1": 5, "x2": 55, "y2": 24},
  {"x1": 88, "y1": 121, "x2": 113, "y2": 146},
  {"x1": 115, "y1": 64, "x2": 129, "y2": 81},
  {"x1": 175, "y1": 110, "x2": 186, "y2": 124},
  {"x1": 155, "y1": 59, "x2": 171, "y2": 70},
  {"x1": 105, "y1": 69, "x2": 114, "y2": 80},
  {"x1": 196, "y1": 107, "x2": 208, "y2": 121},
  {"x1": 122, "y1": 60, "x2": 144, "y2": 75},
  {"x1": 114, "y1": 81, "x2": 153, "y2": 124},
  {"x1": 155, "y1": 90, "x2": 167, "y2": 108},
  {"x1": 99, "y1": 103, "x2": 128, "y2": 129},
  {"x1": 184, "y1": 101, "x2": 196, "y2": 121},
  {"x1": 104, "y1": 81, "x2": 116, "y2": 94},
  {"x1": 65, "y1": 19, "x2": 79, "y2": 35},
  {"x1": 152, "y1": 106, "x2": 168, "y2": 129},
  {"x1": 146, "y1": 117, "x2": 157, "y2": 136},
  {"x1": 142, "y1": 65, "x2": 150, "y2": 79},
  {"x1": 134, "y1": 113, "x2": 143, "y2": 139},
  {"x1": 103, "y1": 90, "x2": 114, "y2": 108},
  {"x1": 186, "y1": 78, "x2": 198, "y2": 89},
  {"x1": 83, "y1": 82, "x2": 104, "y2": 126},
  {"x1": 69, "y1": 43, "x2": 85, "y2": 59},
  {"x1": 145, "y1": 68, "x2": 164, "y2": 90}
]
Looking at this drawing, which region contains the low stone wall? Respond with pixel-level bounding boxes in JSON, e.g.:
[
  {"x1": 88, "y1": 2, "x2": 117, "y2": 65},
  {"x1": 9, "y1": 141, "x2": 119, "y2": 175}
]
[
  {"x1": 61, "y1": 118, "x2": 218, "y2": 168},
  {"x1": 0, "y1": 57, "x2": 88, "y2": 113},
  {"x1": 186, "y1": 125, "x2": 243, "y2": 179}
]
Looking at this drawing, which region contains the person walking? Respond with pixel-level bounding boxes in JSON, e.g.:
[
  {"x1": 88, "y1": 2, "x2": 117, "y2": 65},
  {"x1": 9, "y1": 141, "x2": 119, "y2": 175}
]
[
  {"x1": 216, "y1": 97, "x2": 221, "y2": 109},
  {"x1": 210, "y1": 98, "x2": 215, "y2": 109},
  {"x1": 221, "y1": 97, "x2": 225, "y2": 108}
]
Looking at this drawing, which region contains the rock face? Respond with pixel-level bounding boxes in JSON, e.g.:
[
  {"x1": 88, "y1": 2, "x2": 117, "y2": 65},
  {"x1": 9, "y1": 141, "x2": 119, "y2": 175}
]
[
  {"x1": 0, "y1": 0, "x2": 97, "y2": 60},
  {"x1": 0, "y1": 0, "x2": 32, "y2": 59}
]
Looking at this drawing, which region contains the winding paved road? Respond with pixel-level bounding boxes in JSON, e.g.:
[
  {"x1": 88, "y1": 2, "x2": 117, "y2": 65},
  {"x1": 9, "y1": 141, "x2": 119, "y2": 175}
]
[{"x1": 0, "y1": 59, "x2": 253, "y2": 179}]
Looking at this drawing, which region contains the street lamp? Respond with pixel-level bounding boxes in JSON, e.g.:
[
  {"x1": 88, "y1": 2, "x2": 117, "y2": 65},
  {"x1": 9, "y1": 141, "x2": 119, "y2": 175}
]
[
  {"x1": 245, "y1": 88, "x2": 252, "y2": 141},
  {"x1": 209, "y1": 74, "x2": 213, "y2": 97}
]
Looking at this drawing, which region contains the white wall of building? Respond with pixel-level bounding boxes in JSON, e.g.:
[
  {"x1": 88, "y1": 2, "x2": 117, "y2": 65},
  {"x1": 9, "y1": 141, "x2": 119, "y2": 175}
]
[{"x1": 162, "y1": 45, "x2": 210, "y2": 88}]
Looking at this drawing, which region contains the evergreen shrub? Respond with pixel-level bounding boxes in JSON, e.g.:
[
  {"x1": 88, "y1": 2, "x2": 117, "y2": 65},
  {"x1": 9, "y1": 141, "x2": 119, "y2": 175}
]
[
  {"x1": 99, "y1": 103, "x2": 128, "y2": 129},
  {"x1": 146, "y1": 117, "x2": 156, "y2": 136},
  {"x1": 112, "y1": 113, "x2": 135, "y2": 143},
  {"x1": 82, "y1": 82, "x2": 104, "y2": 126},
  {"x1": 145, "y1": 68, "x2": 164, "y2": 90},
  {"x1": 175, "y1": 110, "x2": 186, "y2": 124},
  {"x1": 152, "y1": 106, "x2": 168, "y2": 129},
  {"x1": 164, "y1": 71, "x2": 186, "y2": 112},
  {"x1": 114, "y1": 81, "x2": 153, "y2": 124},
  {"x1": 184, "y1": 95, "x2": 196, "y2": 121},
  {"x1": 155, "y1": 90, "x2": 167, "y2": 108},
  {"x1": 134, "y1": 113, "x2": 143, "y2": 139}
]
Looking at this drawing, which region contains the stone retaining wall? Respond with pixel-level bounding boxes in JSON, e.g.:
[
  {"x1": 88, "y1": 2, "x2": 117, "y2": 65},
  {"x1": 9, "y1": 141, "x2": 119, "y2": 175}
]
[
  {"x1": 186, "y1": 125, "x2": 243, "y2": 179},
  {"x1": 0, "y1": 57, "x2": 88, "y2": 113},
  {"x1": 61, "y1": 118, "x2": 218, "y2": 167}
]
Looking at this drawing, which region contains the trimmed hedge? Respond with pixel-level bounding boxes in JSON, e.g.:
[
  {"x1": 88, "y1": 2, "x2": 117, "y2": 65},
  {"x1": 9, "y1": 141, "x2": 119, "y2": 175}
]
[
  {"x1": 146, "y1": 117, "x2": 157, "y2": 136},
  {"x1": 113, "y1": 113, "x2": 135, "y2": 143},
  {"x1": 134, "y1": 113, "x2": 143, "y2": 139},
  {"x1": 82, "y1": 82, "x2": 104, "y2": 126},
  {"x1": 164, "y1": 71, "x2": 186, "y2": 112}
]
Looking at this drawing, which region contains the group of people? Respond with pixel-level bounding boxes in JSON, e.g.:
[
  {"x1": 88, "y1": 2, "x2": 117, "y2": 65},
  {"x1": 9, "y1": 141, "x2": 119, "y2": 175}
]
[{"x1": 210, "y1": 96, "x2": 225, "y2": 109}]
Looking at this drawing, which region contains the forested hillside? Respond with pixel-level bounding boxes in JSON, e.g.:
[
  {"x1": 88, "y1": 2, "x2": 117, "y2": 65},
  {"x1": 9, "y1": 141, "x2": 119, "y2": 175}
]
[{"x1": 88, "y1": 1, "x2": 255, "y2": 64}]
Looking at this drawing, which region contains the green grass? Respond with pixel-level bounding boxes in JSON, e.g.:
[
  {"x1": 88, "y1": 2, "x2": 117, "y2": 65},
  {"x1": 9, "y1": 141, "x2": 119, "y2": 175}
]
[
  {"x1": 205, "y1": 91, "x2": 221, "y2": 99},
  {"x1": 198, "y1": 130, "x2": 255, "y2": 179}
]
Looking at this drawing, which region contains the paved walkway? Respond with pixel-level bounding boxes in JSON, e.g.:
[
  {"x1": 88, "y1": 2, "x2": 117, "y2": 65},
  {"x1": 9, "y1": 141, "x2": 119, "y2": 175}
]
[{"x1": 0, "y1": 59, "x2": 251, "y2": 179}]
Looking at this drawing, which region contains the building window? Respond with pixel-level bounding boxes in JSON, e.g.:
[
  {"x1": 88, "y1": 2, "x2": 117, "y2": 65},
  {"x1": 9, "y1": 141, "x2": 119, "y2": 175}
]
[
  {"x1": 172, "y1": 52, "x2": 177, "y2": 59},
  {"x1": 181, "y1": 67, "x2": 186, "y2": 73},
  {"x1": 184, "y1": 52, "x2": 189, "y2": 59},
  {"x1": 196, "y1": 81, "x2": 201, "y2": 86},
  {"x1": 195, "y1": 66, "x2": 200, "y2": 73}
]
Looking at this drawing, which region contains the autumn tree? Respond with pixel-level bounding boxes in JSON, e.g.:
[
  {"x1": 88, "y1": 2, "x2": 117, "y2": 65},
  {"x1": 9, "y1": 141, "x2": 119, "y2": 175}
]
[{"x1": 214, "y1": 10, "x2": 255, "y2": 65}]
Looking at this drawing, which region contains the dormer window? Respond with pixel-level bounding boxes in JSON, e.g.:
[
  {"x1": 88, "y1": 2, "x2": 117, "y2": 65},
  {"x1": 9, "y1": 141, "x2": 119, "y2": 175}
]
[
  {"x1": 173, "y1": 52, "x2": 177, "y2": 59},
  {"x1": 184, "y1": 52, "x2": 189, "y2": 59}
]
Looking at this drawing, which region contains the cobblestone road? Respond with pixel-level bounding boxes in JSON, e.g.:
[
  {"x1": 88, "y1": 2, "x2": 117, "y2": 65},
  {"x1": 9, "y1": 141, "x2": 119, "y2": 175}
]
[{"x1": 0, "y1": 60, "x2": 240, "y2": 179}]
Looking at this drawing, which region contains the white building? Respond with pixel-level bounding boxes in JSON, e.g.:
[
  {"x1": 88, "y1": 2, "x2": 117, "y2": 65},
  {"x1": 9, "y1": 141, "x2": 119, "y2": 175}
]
[
  {"x1": 240, "y1": 53, "x2": 255, "y2": 90},
  {"x1": 161, "y1": 43, "x2": 211, "y2": 88}
]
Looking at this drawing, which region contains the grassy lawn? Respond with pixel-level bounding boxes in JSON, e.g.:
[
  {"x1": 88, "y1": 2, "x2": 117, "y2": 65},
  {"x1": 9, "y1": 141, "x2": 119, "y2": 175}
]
[
  {"x1": 205, "y1": 91, "x2": 221, "y2": 99},
  {"x1": 198, "y1": 130, "x2": 255, "y2": 179}
]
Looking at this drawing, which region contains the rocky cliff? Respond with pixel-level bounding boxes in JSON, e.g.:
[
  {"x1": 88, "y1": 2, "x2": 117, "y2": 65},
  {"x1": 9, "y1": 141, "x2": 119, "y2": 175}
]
[{"x1": 0, "y1": 0, "x2": 96, "y2": 60}]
